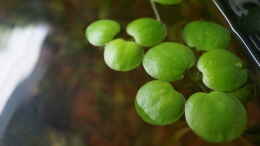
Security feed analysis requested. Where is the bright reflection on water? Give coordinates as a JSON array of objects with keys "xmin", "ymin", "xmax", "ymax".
[{"xmin": 0, "ymin": 24, "xmax": 49, "ymax": 135}]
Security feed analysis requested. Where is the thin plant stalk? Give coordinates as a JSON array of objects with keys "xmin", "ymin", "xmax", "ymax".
[{"xmin": 150, "ymin": 0, "xmax": 162, "ymax": 22}]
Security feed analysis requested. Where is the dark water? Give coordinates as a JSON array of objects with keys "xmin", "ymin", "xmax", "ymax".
[
  {"xmin": 0, "ymin": 0, "xmax": 259, "ymax": 146},
  {"xmin": 214, "ymin": 0, "xmax": 260, "ymax": 68}
]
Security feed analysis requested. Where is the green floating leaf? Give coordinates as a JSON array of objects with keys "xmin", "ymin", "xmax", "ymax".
[
  {"xmin": 183, "ymin": 21, "xmax": 231, "ymax": 51},
  {"xmin": 185, "ymin": 91, "xmax": 247, "ymax": 143},
  {"xmin": 143, "ymin": 42, "xmax": 196, "ymax": 82},
  {"xmin": 104, "ymin": 39, "xmax": 144, "ymax": 71},
  {"xmin": 197, "ymin": 49, "xmax": 248, "ymax": 92},
  {"xmin": 135, "ymin": 80, "xmax": 185, "ymax": 126},
  {"xmin": 86, "ymin": 19, "xmax": 121, "ymax": 46},
  {"xmin": 127, "ymin": 18, "xmax": 167, "ymax": 47}
]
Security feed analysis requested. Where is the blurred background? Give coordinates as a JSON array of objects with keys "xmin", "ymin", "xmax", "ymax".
[{"xmin": 0, "ymin": 0, "xmax": 259, "ymax": 146}]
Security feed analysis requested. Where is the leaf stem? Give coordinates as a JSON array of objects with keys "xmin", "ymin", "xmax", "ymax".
[{"xmin": 150, "ymin": 0, "xmax": 161, "ymax": 22}]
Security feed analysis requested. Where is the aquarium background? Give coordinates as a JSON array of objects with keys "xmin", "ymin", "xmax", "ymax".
[{"xmin": 0, "ymin": 0, "xmax": 259, "ymax": 146}]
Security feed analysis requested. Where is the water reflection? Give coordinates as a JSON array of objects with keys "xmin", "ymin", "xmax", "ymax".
[
  {"xmin": 229, "ymin": 0, "xmax": 260, "ymax": 16},
  {"xmin": 0, "ymin": 24, "xmax": 49, "ymax": 137}
]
